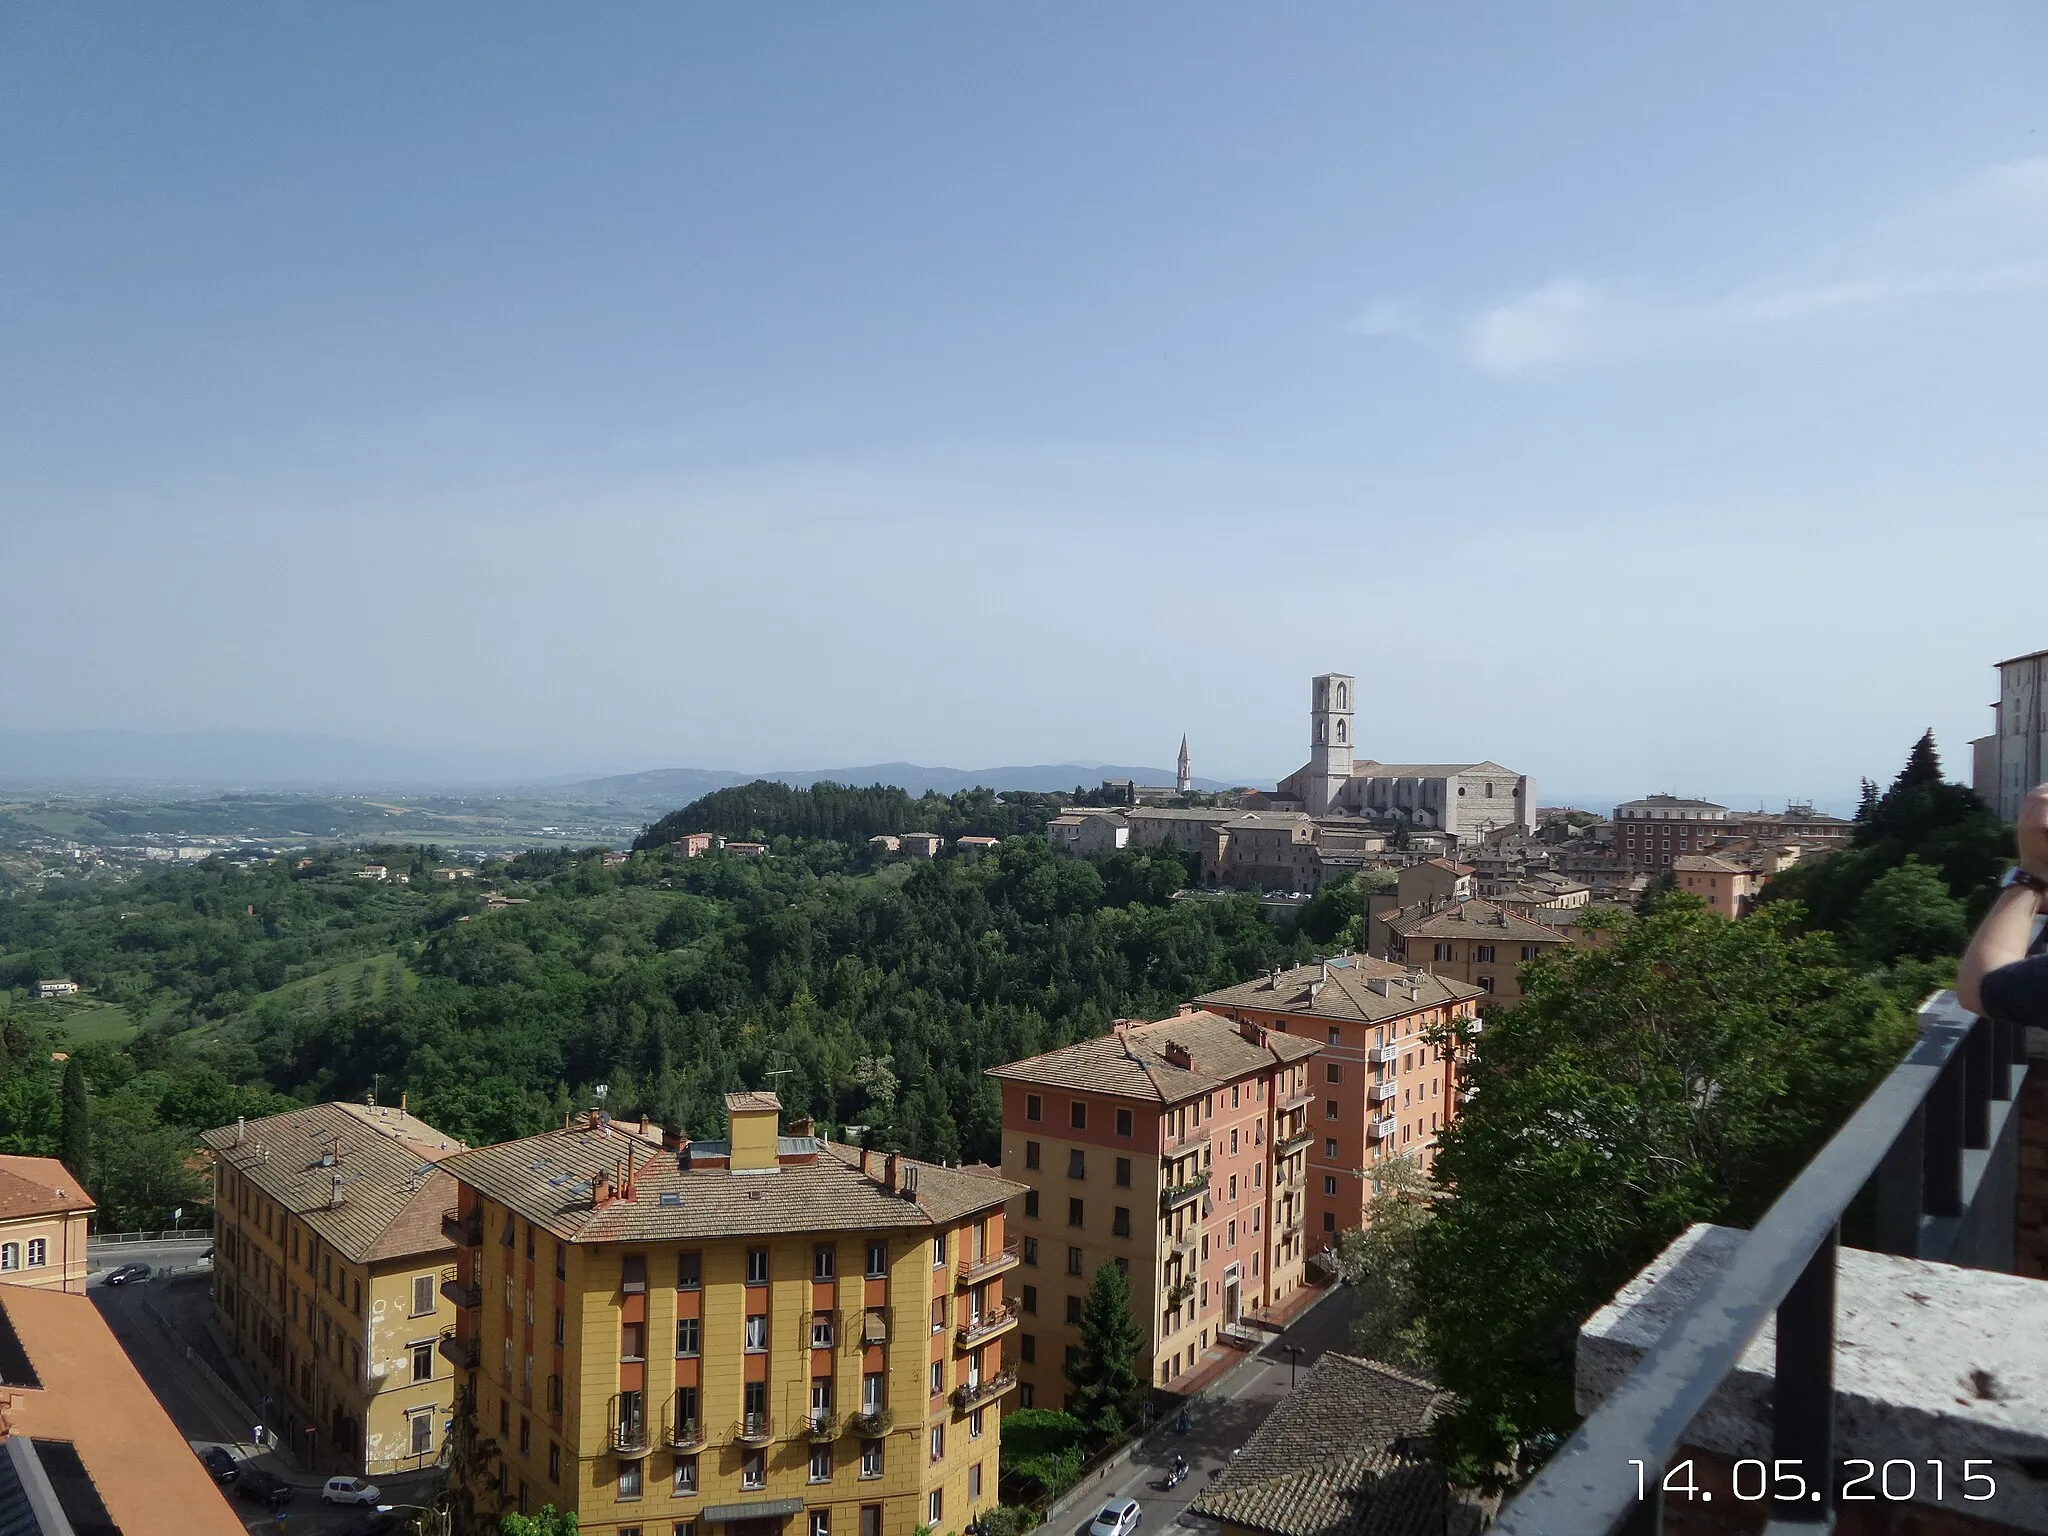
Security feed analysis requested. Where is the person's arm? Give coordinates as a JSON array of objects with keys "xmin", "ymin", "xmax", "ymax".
[{"xmin": 1956, "ymin": 782, "xmax": 2048, "ymax": 1016}]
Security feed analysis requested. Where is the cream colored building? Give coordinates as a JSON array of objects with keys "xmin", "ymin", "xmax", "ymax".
[
  {"xmin": 1673, "ymin": 854, "xmax": 1762, "ymax": 918},
  {"xmin": 203, "ymin": 1102, "xmax": 467, "ymax": 1476},
  {"xmin": 0, "ymin": 1156, "xmax": 94, "ymax": 1293}
]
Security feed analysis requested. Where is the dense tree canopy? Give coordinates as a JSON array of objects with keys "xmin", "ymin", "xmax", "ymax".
[{"xmin": 636, "ymin": 782, "xmax": 1067, "ymax": 850}]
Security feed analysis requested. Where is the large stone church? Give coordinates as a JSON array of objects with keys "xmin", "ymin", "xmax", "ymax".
[{"xmin": 1273, "ymin": 672, "xmax": 1534, "ymax": 841}]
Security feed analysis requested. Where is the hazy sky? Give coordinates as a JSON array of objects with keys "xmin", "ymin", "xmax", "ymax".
[{"xmin": 5, "ymin": 5, "xmax": 2047, "ymax": 807}]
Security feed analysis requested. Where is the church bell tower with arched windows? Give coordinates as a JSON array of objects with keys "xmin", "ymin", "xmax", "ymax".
[{"xmin": 1307, "ymin": 673, "xmax": 1355, "ymax": 815}]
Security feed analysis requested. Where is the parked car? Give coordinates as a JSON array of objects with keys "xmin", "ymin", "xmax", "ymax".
[
  {"xmin": 102, "ymin": 1263, "xmax": 151, "ymax": 1286},
  {"xmin": 1089, "ymin": 1498, "xmax": 1142, "ymax": 1536},
  {"xmin": 198, "ymin": 1445, "xmax": 238, "ymax": 1484},
  {"xmin": 234, "ymin": 1467, "xmax": 293, "ymax": 1507},
  {"xmin": 321, "ymin": 1475, "xmax": 381, "ymax": 1506}
]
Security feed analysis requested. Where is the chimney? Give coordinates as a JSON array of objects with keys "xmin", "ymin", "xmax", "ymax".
[
  {"xmin": 901, "ymin": 1164, "xmax": 920, "ymax": 1198},
  {"xmin": 624, "ymin": 1144, "xmax": 638, "ymax": 1201},
  {"xmin": 640, "ymin": 1114, "xmax": 651, "ymax": 1137},
  {"xmin": 400, "ymin": 1091, "xmax": 408, "ymax": 1113},
  {"xmin": 586, "ymin": 1108, "xmax": 602, "ymax": 1132},
  {"xmin": 235, "ymin": 1116, "xmax": 246, "ymax": 1146},
  {"xmin": 860, "ymin": 1147, "xmax": 872, "ymax": 1175},
  {"xmin": 564, "ymin": 1110, "xmax": 573, "ymax": 1131},
  {"xmin": 789, "ymin": 1116, "xmax": 815, "ymax": 1138},
  {"xmin": 1177, "ymin": 1002, "xmax": 1195, "ymax": 1017},
  {"xmin": 883, "ymin": 1153, "xmax": 899, "ymax": 1192},
  {"xmin": 593, "ymin": 1170, "xmax": 613, "ymax": 1208},
  {"xmin": 661, "ymin": 1125, "xmax": 682, "ymax": 1152},
  {"xmin": 1308, "ymin": 980, "xmax": 1325, "ymax": 1003}
]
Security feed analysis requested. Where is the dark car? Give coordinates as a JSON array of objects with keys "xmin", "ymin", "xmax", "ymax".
[
  {"xmin": 235, "ymin": 1467, "xmax": 294, "ymax": 1507},
  {"xmin": 102, "ymin": 1263, "xmax": 151, "ymax": 1286},
  {"xmin": 199, "ymin": 1445, "xmax": 239, "ymax": 1484}
]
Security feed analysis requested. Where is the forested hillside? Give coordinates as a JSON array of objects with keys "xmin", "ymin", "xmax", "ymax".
[
  {"xmin": 0, "ymin": 831, "xmax": 1299, "ymax": 1228},
  {"xmin": 636, "ymin": 780, "xmax": 1069, "ymax": 848}
]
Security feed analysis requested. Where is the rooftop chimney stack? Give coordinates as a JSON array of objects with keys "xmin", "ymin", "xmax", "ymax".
[
  {"xmin": 235, "ymin": 1116, "xmax": 246, "ymax": 1146},
  {"xmin": 883, "ymin": 1153, "xmax": 899, "ymax": 1193},
  {"xmin": 593, "ymin": 1170, "xmax": 613, "ymax": 1208}
]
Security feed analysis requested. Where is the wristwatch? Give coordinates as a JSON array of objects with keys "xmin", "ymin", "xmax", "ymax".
[{"xmin": 2001, "ymin": 866, "xmax": 2048, "ymax": 897}]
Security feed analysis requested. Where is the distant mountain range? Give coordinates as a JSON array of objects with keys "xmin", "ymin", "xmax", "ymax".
[{"xmin": 0, "ymin": 729, "xmax": 1255, "ymax": 799}]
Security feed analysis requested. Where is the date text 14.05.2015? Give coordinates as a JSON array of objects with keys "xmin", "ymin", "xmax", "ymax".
[{"xmin": 1632, "ymin": 1458, "xmax": 1997, "ymax": 1506}]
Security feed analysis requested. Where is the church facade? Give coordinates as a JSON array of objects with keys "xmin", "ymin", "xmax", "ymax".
[{"xmin": 1274, "ymin": 672, "xmax": 1535, "ymax": 842}]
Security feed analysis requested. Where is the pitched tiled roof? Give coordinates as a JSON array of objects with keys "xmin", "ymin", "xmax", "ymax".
[
  {"xmin": 986, "ymin": 1010, "xmax": 1320, "ymax": 1101},
  {"xmin": 1196, "ymin": 958, "xmax": 1482, "ymax": 1025},
  {"xmin": 0, "ymin": 1158, "xmax": 92, "ymax": 1221},
  {"xmin": 1351, "ymin": 760, "xmax": 1517, "ymax": 779},
  {"xmin": 1673, "ymin": 855, "xmax": 1748, "ymax": 874},
  {"xmin": 726, "ymin": 1091, "xmax": 783, "ymax": 1114},
  {"xmin": 1383, "ymin": 899, "xmax": 1569, "ymax": 943},
  {"xmin": 198, "ymin": 1103, "xmax": 465, "ymax": 1267},
  {"xmin": 1188, "ymin": 1354, "xmax": 1452, "ymax": 1536},
  {"xmin": 440, "ymin": 1134, "xmax": 1024, "ymax": 1245}
]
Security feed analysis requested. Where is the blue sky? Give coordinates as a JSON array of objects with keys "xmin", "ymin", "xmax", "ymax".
[{"xmin": 4, "ymin": 4, "xmax": 2046, "ymax": 807}]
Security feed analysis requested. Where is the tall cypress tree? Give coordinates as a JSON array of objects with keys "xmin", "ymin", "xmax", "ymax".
[
  {"xmin": 1066, "ymin": 1261, "xmax": 1147, "ymax": 1442},
  {"xmin": 59, "ymin": 1056, "xmax": 90, "ymax": 1182}
]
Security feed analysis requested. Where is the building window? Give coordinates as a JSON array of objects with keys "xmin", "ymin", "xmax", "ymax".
[
  {"xmin": 746, "ymin": 1249, "xmax": 769, "ymax": 1285},
  {"xmin": 1024, "ymin": 1190, "xmax": 1040, "ymax": 1219},
  {"xmin": 1067, "ymin": 1199, "xmax": 1084, "ymax": 1228},
  {"xmin": 866, "ymin": 1241, "xmax": 887, "ymax": 1277},
  {"xmin": 1021, "ymin": 1285, "xmax": 1037, "ymax": 1313},
  {"xmin": 1324, "ymin": 1176, "xmax": 1338, "ymax": 1196},
  {"xmin": 1070, "ymin": 1101, "xmax": 1087, "ymax": 1130},
  {"xmin": 411, "ymin": 1340, "xmax": 434, "ymax": 1382},
  {"xmin": 810, "ymin": 1445, "xmax": 833, "ymax": 1483},
  {"xmin": 970, "ymin": 1408, "xmax": 985, "ymax": 1440},
  {"xmin": 930, "ymin": 1424, "xmax": 945, "ymax": 1461},
  {"xmin": 676, "ymin": 1316, "xmax": 700, "ymax": 1356},
  {"xmin": 934, "ymin": 1232, "xmax": 948, "ymax": 1266},
  {"xmin": 677, "ymin": 1251, "xmax": 702, "ymax": 1288},
  {"xmin": 410, "ymin": 1410, "xmax": 433, "ymax": 1456},
  {"xmin": 1022, "ymin": 1236, "xmax": 1039, "ymax": 1266},
  {"xmin": 931, "ymin": 1296, "xmax": 948, "ymax": 1333},
  {"xmin": 549, "ymin": 1443, "xmax": 561, "ymax": 1482},
  {"xmin": 24, "ymin": 1240, "xmax": 45, "ymax": 1269},
  {"xmin": 1325, "ymin": 1138, "xmax": 1338, "ymax": 1158},
  {"xmin": 930, "ymin": 1360, "xmax": 944, "ymax": 1396},
  {"xmin": 1479, "ymin": 977, "xmax": 1495, "ymax": 993},
  {"xmin": 1116, "ymin": 1108, "xmax": 1133, "ymax": 1137},
  {"xmin": 1476, "ymin": 945, "xmax": 1496, "ymax": 964},
  {"xmin": 863, "ymin": 1372, "xmax": 886, "ymax": 1412},
  {"xmin": 1024, "ymin": 1141, "xmax": 1040, "ymax": 1170},
  {"xmin": 1026, "ymin": 1094, "xmax": 1042, "ymax": 1121},
  {"xmin": 861, "ymin": 1441, "xmax": 884, "ymax": 1478},
  {"xmin": 741, "ymin": 1451, "xmax": 766, "ymax": 1489},
  {"xmin": 1115, "ymin": 1157, "xmax": 1131, "ymax": 1187},
  {"xmin": 1066, "ymin": 1246, "xmax": 1083, "ymax": 1276},
  {"xmin": 619, "ymin": 1461, "xmax": 644, "ymax": 1500},
  {"xmin": 674, "ymin": 1455, "xmax": 698, "ymax": 1494},
  {"xmin": 621, "ymin": 1322, "xmax": 646, "ymax": 1362},
  {"xmin": 1433, "ymin": 943, "xmax": 1452, "ymax": 962},
  {"xmin": 1065, "ymin": 1295, "xmax": 1083, "ymax": 1324},
  {"xmin": 812, "ymin": 1514, "xmax": 831, "ymax": 1536},
  {"xmin": 929, "ymin": 1491, "xmax": 944, "ymax": 1525},
  {"xmin": 7, "ymin": 1241, "xmax": 26, "ymax": 1270},
  {"xmin": 1323, "ymin": 1212, "xmax": 1336, "ymax": 1232},
  {"xmin": 745, "ymin": 1315, "xmax": 769, "ymax": 1352},
  {"xmin": 814, "ymin": 1245, "xmax": 836, "ymax": 1280},
  {"xmin": 1066, "ymin": 1149, "xmax": 1086, "ymax": 1179},
  {"xmin": 812, "ymin": 1312, "xmax": 835, "ymax": 1348},
  {"xmin": 1325, "ymin": 1101, "xmax": 1339, "ymax": 1120},
  {"xmin": 970, "ymin": 1462, "xmax": 984, "ymax": 1499},
  {"xmin": 1021, "ymin": 1333, "xmax": 1036, "ymax": 1363},
  {"xmin": 1112, "ymin": 1207, "xmax": 1131, "ymax": 1238}
]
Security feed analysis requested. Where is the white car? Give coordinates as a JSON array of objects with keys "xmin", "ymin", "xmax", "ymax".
[
  {"xmin": 321, "ymin": 1476, "xmax": 382, "ymax": 1506},
  {"xmin": 1089, "ymin": 1498, "xmax": 1142, "ymax": 1536}
]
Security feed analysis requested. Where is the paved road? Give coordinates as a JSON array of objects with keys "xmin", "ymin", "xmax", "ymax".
[{"xmin": 1061, "ymin": 1286, "xmax": 1360, "ymax": 1536}]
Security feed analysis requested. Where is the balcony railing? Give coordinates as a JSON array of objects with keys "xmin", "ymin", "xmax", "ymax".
[
  {"xmin": 441, "ymin": 1206, "xmax": 482, "ymax": 1247},
  {"xmin": 609, "ymin": 1395, "xmax": 651, "ymax": 1457},
  {"xmin": 950, "ymin": 1370, "xmax": 1018, "ymax": 1411},
  {"xmin": 666, "ymin": 1405, "xmax": 705, "ymax": 1451},
  {"xmin": 1160, "ymin": 1170, "xmax": 1211, "ymax": 1214},
  {"xmin": 731, "ymin": 1413, "xmax": 776, "ymax": 1445},
  {"xmin": 1279, "ymin": 1086, "xmax": 1316, "ymax": 1113},
  {"xmin": 805, "ymin": 1410, "xmax": 840, "ymax": 1441},
  {"xmin": 1369, "ymin": 1080, "xmax": 1398, "ymax": 1104},
  {"xmin": 437, "ymin": 1332, "xmax": 478, "ymax": 1370},
  {"xmin": 955, "ymin": 1303, "xmax": 1018, "ymax": 1350},
  {"xmin": 1275, "ymin": 1124, "xmax": 1313, "ymax": 1154},
  {"xmin": 1370, "ymin": 1044, "xmax": 1399, "ymax": 1065},
  {"xmin": 1169, "ymin": 1229, "xmax": 1198, "ymax": 1262},
  {"xmin": 955, "ymin": 1240, "xmax": 1022, "ymax": 1288},
  {"xmin": 1494, "ymin": 992, "xmax": 2026, "ymax": 1536},
  {"xmin": 848, "ymin": 1408, "xmax": 892, "ymax": 1438},
  {"xmin": 1368, "ymin": 1114, "xmax": 1397, "ymax": 1141},
  {"xmin": 440, "ymin": 1265, "xmax": 480, "ymax": 1310}
]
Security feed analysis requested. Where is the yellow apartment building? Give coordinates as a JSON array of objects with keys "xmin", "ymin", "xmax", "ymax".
[
  {"xmin": 1369, "ymin": 897, "xmax": 1574, "ymax": 1008},
  {"xmin": 437, "ymin": 1093, "xmax": 1025, "ymax": 1536},
  {"xmin": 987, "ymin": 1011, "xmax": 1322, "ymax": 1401},
  {"xmin": 0, "ymin": 1156, "xmax": 94, "ymax": 1293},
  {"xmin": 201, "ymin": 1101, "xmax": 467, "ymax": 1475}
]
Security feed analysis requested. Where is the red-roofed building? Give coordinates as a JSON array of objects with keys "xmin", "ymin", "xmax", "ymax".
[{"xmin": 0, "ymin": 1158, "xmax": 93, "ymax": 1294}]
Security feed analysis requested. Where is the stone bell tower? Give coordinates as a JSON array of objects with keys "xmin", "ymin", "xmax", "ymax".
[{"xmin": 1307, "ymin": 673, "xmax": 1355, "ymax": 815}]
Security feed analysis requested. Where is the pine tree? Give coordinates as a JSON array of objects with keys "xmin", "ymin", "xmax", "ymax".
[
  {"xmin": 1895, "ymin": 729, "xmax": 1944, "ymax": 790},
  {"xmin": 1066, "ymin": 1261, "xmax": 1146, "ymax": 1442},
  {"xmin": 59, "ymin": 1056, "xmax": 90, "ymax": 1183}
]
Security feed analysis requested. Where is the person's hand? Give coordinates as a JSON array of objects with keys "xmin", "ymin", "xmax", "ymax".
[{"xmin": 2020, "ymin": 782, "xmax": 2048, "ymax": 880}]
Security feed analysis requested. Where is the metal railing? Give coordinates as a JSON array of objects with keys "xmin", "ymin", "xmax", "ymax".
[
  {"xmin": 1275, "ymin": 1124, "xmax": 1313, "ymax": 1153},
  {"xmin": 956, "ymin": 1239, "xmax": 1022, "ymax": 1287},
  {"xmin": 437, "ymin": 1332, "xmax": 478, "ymax": 1371},
  {"xmin": 439, "ymin": 1264, "xmax": 480, "ymax": 1310},
  {"xmin": 1495, "ymin": 992, "xmax": 2026, "ymax": 1535},
  {"xmin": 950, "ymin": 1369, "xmax": 1018, "ymax": 1410},
  {"xmin": 1280, "ymin": 1086, "xmax": 1316, "ymax": 1113},
  {"xmin": 955, "ymin": 1303, "xmax": 1018, "ymax": 1349},
  {"xmin": 1160, "ymin": 1170, "xmax": 1211, "ymax": 1214},
  {"xmin": 847, "ymin": 1408, "xmax": 892, "ymax": 1438},
  {"xmin": 731, "ymin": 1412, "xmax": 776, "ymax": 1444},
  {"xmin": 806, "ymin": 1409, "xmax": 840, "ymax": 1441},
  {"xmin": 609, "ymin": 1394, "xmax": 651, "ymax": 1455},
  {"xmin": 441, "ymin": 1206, "xmax": 481, "ymax": 1247}
]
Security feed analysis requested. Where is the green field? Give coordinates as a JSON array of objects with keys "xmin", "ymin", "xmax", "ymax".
[
  {"xmin": 18, "ymin": 996, "xmax": 138, "ymax": 1047},
  {"xmin": 253, "ymin": 953, "xmax": 417, "ymax": 1024}
]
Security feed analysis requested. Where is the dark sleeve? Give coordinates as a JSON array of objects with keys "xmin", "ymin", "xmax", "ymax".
[{"xmin": 1979, "ymin": 953, "xmax": 2048, "ymax": 1029}]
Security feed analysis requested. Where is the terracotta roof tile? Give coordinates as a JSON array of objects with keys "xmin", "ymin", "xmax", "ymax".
[
  {"xmin": 1383, "ymin": 899, "xmax": 1570, "ymax": 943},
  {"xmin": 0, "ymin": 1158, "xmax": 92, "ymax": 1221},
  {"xmin": 986, "ymin": 1010, "xmax": 1320, "ymax": 1101},
  {"xmin": 1197, "ymin": 959, "xmax": 1482, "ymax": 1025}
]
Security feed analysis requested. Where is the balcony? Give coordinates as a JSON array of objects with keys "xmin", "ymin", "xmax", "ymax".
[
  {"xmin": 1169, "ymin": 1229, "xmax": 1199, "ymax": 1262},
  {"xmin": 1160, "ymin": 1170, "xmax": 1211, "ymax": 1215},
  {"xmin": 847, "ymin": 1408, "xmax": 892, "ymax": 1438},
  {"xmin": 608, "ymin": 1395, "xmax": 651, "ymax": 1457},
  {"xmin": 955, "ymin": 1303, "xmax": 1018, "ymax": 1350},
  {"xmin": 1494, "ymin": 992, "xmax": 2036, "ymax": 1536},
  {"xmin": 1275, "ymin": 1124, "xmax": 1313, "ymax": 1155},
  {"xmin": 437, "ymin": 1331, "xmax": 478, "ymax": 1370},
  {"xmin": 439, "ymin": 1265, "xmax": 480, "ymax": 1310},
  {"xmin": 805, "ymin": 1410, "xmax": 839, "ymax": 1441},
  {"xmin": 666, "ymin": 1405, "xmax": 705, "ymax": 1451},
  {"xmin": 1280, "ymin": 1086, "xmax": 1315, "ymax": 1114},
  {"xmin": 1370, "ymin": 1080, "xmax": 1398, "ymax": 1104},
  {"xmin": 955, "ymin": 1240, "xmax": 1021, "ymax": 1288},
  {"xmin": 950, "ymin": 1370, "xmax": 1018, "ymax": 1411},
  {"xmin": 441, "ymin": 1206, "xmax": 482, "ymax": 1247},
  {"xmin": 731, "ymin": 1413, "xmax": 776, "ymax": 1446},
  {"xmin": 1368, "ymin": 1114, "xmax": 1397, "ymax": 1141},
  {"xmin": 1370, "ymin": 1044, "xmax": 1399, "ymax": 1065}
]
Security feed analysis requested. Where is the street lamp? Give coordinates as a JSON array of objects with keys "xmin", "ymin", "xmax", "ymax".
[
  {"xmin": 1283, "ymin": 1343, "xmax": 1303, "ymax": 1387},
  {"xmin": 375, "ymin": 1504, "xmax": 452, "ymax": 1536}
]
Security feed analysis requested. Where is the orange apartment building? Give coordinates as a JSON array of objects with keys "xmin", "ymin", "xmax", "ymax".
[
  {"xmin": 1673, "ymin": 854, "xmax": 1762, "ymax": 917},
  {"xmin": 987, "ymin": 1011, "xmax": 1322, "ymax": 1398},
  {"xmin": 0, "ymin": 1157, "xmax": 93, "ymax": 1293},
  {"xmin": 1195, "ymin": 957, "xmax": 1482, "ymax": 1247},
  {"xmin": 1368, "ymin": 897, "xmax": 1574, "ymax": 1008},
  {"xmin": 436, "ymin": 1094, "xmax": 1024, "ymax": 1536}
]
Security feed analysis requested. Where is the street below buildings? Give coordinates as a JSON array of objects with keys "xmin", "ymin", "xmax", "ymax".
[{"xmin": 1056, "ymin": 1283, "xmax": 1359, "ymax": 1536}]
